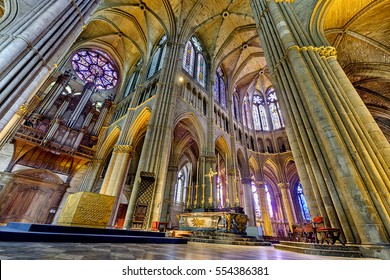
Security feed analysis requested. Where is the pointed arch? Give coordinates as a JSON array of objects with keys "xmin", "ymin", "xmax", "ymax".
[
  {"xmin": 173, "ymin": 112, "xmax": 206, "ymax": 153},
  {"xmin": 215, "ymin": 135, "xmax": 230, "ymax": 158},
  {"xmin": 126, "ymin": 107, "xmax": 151, "ymax": 145},
  {"xmin": 96, "ymin": 125, "xmax": 121, "ymax": 160},
  {"xmin": 263, "ymin": 159, "xmax": 280, "ymax": 189},
  {"xmin": 248, "ymin": 156, "xmax": 260, "ymax": 180}
]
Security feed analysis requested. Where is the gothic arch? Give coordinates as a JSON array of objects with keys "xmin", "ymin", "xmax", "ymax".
[
  {"xmin": 248, "ymin": 155, "xmax": 260, "ymax": 181},
  {"xmin": 126, "ymin": 107, "xmax": 151, "ymax": 145},
  {"xmin": 284, "ymin": 157, "xmax": 299, "ymax": 188},
  {"xmin": 174, "ymin": 112, "xmax": 205, "ymax": 149},
  {"xmin": 96, "ymin": 125, "xmax": 121, "ymax": 160},
  {"xmin": 263, "ymin": 159, "xmax": 280, "ymax": 192},
  {"xmin": 215, "ymin": 135, "xmax": 230, "ymax": 158}
]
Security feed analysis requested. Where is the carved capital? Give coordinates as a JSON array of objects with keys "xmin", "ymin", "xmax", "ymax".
[
  {"xmin": 278, "ymin": 182, "xmax": 289, "ymax": 190},
  {"xmin": 113, "ymin": 145, "xmax": 133, "ymax": 154}
]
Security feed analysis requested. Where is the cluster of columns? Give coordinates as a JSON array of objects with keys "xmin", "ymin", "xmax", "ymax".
[{"xmin": 250, "ymin": 0, "xmax": 390, "ymax": 244}]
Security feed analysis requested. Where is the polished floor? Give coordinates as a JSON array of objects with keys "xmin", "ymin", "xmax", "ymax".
[{"xmin": 0, "ymin": 241, "xmax": 366, "ymax": 260}]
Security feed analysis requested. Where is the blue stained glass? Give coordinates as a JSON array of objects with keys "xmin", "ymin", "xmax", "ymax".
[
  {"xmin": 220, "ymin": 79, "xmax": 226, "ymax": 108},
  {"xmin": 197, "ymin": 54, "xmax": 205, "ymax": 86},
  {"xmin": 71, "ymin": 49, "xmax": 118, "ymax": 90},
  {"xmin": 265, "ymin": 185, "xmax": 273, "ymax": 218},
  {"xmin": 213, "ymin": 74, "xmax": 219, "ymax": 100},
  {"xmin": 297, "ymin": 183, "xmax": 311, "ymax": 221}
]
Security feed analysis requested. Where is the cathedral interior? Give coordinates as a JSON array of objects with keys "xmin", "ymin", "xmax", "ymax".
[{"xmin": 0, "ymin": 0, "xmax": 389, "ymax": 260}]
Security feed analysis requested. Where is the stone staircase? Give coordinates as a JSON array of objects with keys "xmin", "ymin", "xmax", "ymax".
[
  {"xmin": 274, "ymin": 241, "xmax": 363, "ymax": 258},
  {"xmin": 188, "ymin": 231, "xmax": 272, "ymax": 246}
]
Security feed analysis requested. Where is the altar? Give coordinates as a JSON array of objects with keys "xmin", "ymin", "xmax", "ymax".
[{"xmin": 177, "ymin": 211, "xmax": 248, "ymax": 234}]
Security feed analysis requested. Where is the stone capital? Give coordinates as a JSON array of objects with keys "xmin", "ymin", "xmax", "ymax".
[
  {"xmin": 278, "ymin": 182, "xmax": 289, "ymax": 189},
  {"xmin": 113, "ymin": 145, "xmax": 133, "ymax": 154}
]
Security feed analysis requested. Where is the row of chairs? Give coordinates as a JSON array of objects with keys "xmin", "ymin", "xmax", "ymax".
[{"xmin": 292, "ymin": 216, "xmax": 345, "ymax": 245}]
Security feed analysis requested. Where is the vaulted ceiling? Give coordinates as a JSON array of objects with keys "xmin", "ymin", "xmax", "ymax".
[{"xmin": 73, "ymin": 0, "xmax": 269, "ymax": 97}]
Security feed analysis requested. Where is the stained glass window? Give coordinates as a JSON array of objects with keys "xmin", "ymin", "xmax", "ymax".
[
  {"xmin": 71, "ymin": 49, "xmax": 118, "ymax": 90},
  {"xmin": 213, "ymin": 67, "xmax": 227, "ymax": 108},
  {"xmin": 213, "ymin": 74, "xmax": 219, "ymax": 100},
  {"xmin": 266, "ymin": 89, "xmax": 284, "ymax": 130},
  {"xmin": 182, "ymin": 36, "xmax": 206, "ymax": 88},
  {"xmin": 252, "ymin": 93, "xmax": 269, "ymax": 131},
  {"xmin": 265, "ymin": 185, "xmax": 274, "ymax": 218},
  {"xmin": 182, "ymin": 41, "xmax": 195, "ymax": 76},
  {"xmin": 297, "ymin": 183, "xmax": 311, "ymax": 221},
  {"xmin": 242, "ymin": 95, "xmax": 252, "ymax": 129},
  {"xmin": 147, "ymin": 35, "xmax": 167, "ymax": 78},
  {"xmin": 233, "ymin": 93, "xmax": 239, "ymax": 119},
  {"xmin": 251, "ymin": 182, "xmax": 261, "ymax": 217},
  {"xmin": 253, "ymin": 104, "xmax": 261, "ymax": 130},
  {"xmin": 197, "ymin": 53, "xmax": 206, "ymax": 86}
]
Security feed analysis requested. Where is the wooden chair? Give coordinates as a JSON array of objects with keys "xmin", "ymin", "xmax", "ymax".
[{"xmin": 312, "ymin": 216, "xmax": 344, "ymax": 245}]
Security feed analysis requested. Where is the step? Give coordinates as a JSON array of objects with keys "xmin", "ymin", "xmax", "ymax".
[
  {"xmin": 3, "ymin": 222, "xmax": 164, "ymax": 237},
  {"xmin": 189, "ymin": 238, "xmax": 272, "ymax": 246},
  {"xmin": 0, "ymin": 222, "xmax": 187, "ymax": 244},
  {"xmin": 278, "ymin": 241, "xmax": 361, "ymax": 252},
  {"xmin": 274, "ymin": 243, "xmax": 363, "ymax": 258}
]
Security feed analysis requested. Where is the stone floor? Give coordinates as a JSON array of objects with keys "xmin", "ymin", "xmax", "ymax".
[{"xmin": 0, "ymin": 241, "xmax": 368, "ymax": 260}]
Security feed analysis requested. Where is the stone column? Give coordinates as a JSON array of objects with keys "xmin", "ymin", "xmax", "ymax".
[
  {"xmin": 99, "ymin": 145, "xmax": 132, "ymax": 197},
  {"xmin": 123, "ymin": 38, "xmax": 185, "ymax": 229},
  {"xmin": 250, "ymin": 0, "xmax": 390, "ymax": 244},
  {"xmin": 278, "ymin": 183, "xmax": 295, "ymax": 231},
  {"xmin": 164, "ymin": 165, "xmax": 178, "ymax": 227},
  {"xmin": 256, "ymin": 182, "xmax": 273, "ymax": 236},
  {"xmin": 78, "ymin": 159, "xmax": 103, "ymax": 192},
  {"xmin": 242, "ymin": 177, "xmax": 256, "ymax": 226}
]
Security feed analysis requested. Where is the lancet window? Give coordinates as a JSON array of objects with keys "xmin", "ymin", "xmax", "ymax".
[
  {"xmin": 182, "ymin": 36, "xmax": 207, "ymax": 88},
  {"xmin": 242, "ymin": 95, "xmax": 252, "ymax": 129},
  {"xmin": 213, "ymin": 67, "xmax": 227, "ymax": 108},
  {"xmin": 266, "ymin": 88, "xmax": 284, "ymax": 130},
  {"xmin": 147, "ymin": 35, "xmax": 167, "ymax": 79},
  {"xmin": 296, "ymin": 182, "xmax": 311, "ymax": 221},
  {"xmin": 252, "ymin": 92, "xmax": 269, "ymax": 131}
]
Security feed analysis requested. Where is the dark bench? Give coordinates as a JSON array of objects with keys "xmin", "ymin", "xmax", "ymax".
[
  {"xmin": 292, "ymin": 223, "xmax": 315, "ymax": 243},
  {"xmin": 312, "ymin": 216, "xmax": 345, "ymax": 245}
]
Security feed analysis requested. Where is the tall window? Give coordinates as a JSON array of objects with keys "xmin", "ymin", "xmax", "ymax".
[
  {"xmin": 213, "ymin": 67, "xmax": 227, "ymax": 108},
  {"xmin": 232, "ymin": 93, "xmax": 239, "ymax": 120},
  {"xmin": 242, "ymin": 95, "xmax": 252, "ymax": 129},
  {"xmin": 266, "ymin": 88, "xmax": 284, "ymax": 130},
  {"xmin": 124, "ymin": 59, "xmax": 142, "ymax": 98},
  {"xmin": 182, "ymin": 36, "xmax": 207, "ymax": 87},
  {"xmin": 147, "ymin": 35, "xmax": 167, "ymax": 79},
  {"xmin": 174, "ymin": 167, "xmax": 188, "ymax": 204},
  {"xmin": 71, "ymin": 49, "xmax": 118, "ymax": 90},
  {"xmin": 265, "ymin": 185, "xmax": 274, "ymax": 218},
  {"xmin": 252, "ymin": 93, "xmax": 269, "ymax": 131},
  {"xmin": 251, "ymin": 182, "xmax": 261, "ymax": 217},
  {"xmin": 297, "ymin": 183, "xmax": 311, "ymax": 221}
]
